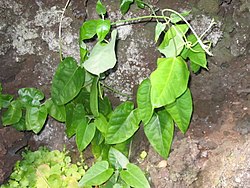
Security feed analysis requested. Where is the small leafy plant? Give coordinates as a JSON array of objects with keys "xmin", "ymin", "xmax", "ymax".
[
  {"xmin": 0, "ymin": 0, "xmax": 214, "ymax": 187},
  {"xmin": 1, "ymin": 147, "xmax": 85, "ymax": 188}
]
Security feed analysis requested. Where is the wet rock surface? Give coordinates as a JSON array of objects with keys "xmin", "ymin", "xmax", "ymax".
[{"xmin": 0, "ymin": 0, "xmax": 250, "ymax": 187}]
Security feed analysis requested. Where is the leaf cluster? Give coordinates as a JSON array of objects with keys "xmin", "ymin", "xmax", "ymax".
[{"xmin": 0, "ymin": 0, "xmax": 213, "ymax": 187}]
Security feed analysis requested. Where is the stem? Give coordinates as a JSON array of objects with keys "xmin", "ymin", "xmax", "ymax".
[
  {"xmin": 128, "ymin": 139, "xmax": 133, "ymax": 160},
  {"xmin": 100, "ymin": 82, "xmax": 132, "ymax": 98},
  {"xmin": 142, "ymin": 1, "xmax": 159, "ymax": 23},
  {"xmin": 59, "ymin": 0, "xmax": 71, "ymax": 61},
  {"xmin": 111, "ymin": 15, "xmax": 166, "ymax": 26},
  {"xmin": 192, "ymin": 18, "xmax": 216, "ymax": 47},
  {"xmin": 162, "ymin": 9, "xmax": 213, "ymax": 56},
  {"xmin": 112, "ymin": 8, "xmax": 213, "ymax": 56}
]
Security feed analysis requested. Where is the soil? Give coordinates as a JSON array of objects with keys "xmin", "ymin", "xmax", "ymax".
[{"xmin": 0, "ymin": 0, "xmax": 249, "ymax": 187}]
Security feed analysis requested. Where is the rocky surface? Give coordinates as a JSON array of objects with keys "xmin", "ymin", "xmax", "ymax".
[
  {"xmin": 0, "ymin": 127, "xmax": 29, "ymax": 183},
  {"xmin": 0, "ymin": 0, "xmax": 250, "ymax": 187}
]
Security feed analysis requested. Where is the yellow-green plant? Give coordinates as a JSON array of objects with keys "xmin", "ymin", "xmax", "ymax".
[{"xmin": 1, "ymin": 147, "xmax": 85, "ymax": 188}]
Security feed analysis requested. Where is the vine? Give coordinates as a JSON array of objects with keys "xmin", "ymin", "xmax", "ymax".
[{"xmin": 0, "ymin": 0, "xmax": 214, "ymax": 187}]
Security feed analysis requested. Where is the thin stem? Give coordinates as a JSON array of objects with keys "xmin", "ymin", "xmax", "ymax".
[
  {"xmin": 100, "ymin": 82, "xmax": 132, "ymax": 98},
  {"xmin": 192, "ymin": 19, "xmax": 216, "ymax": 47},
  {"xmin": 142, "ymin": 1, "xmax": 159, "ymax": 23},
  {"xmin": 111, "ymin": 15, "xmax": 166, "ymax": 26},
  {"xmin": 59, "ymin": 0, "xmax": 71, "ymax": 61},
  {"xmin": 98, "ymin": 80, "xmax": 104, "ymax": 100},
  {"xmin": 128, "ymin": 139, "xmax": 133, "ymax": 160},
  {"xmin": 162, "ymin": 9, "xmax": 213, "ymax": 56}
]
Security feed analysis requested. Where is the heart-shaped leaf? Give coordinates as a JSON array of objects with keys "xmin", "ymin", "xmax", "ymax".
[
  {"xmin": 120, "ymin": 0, "xmax": 133, "ymax": 14},
  {"xmin": 165, "ymin": 88, "xmax": 193, "ymax": 134},
  {"xmin": 150, "ymin": 57, "xmax": 190, "ymax": 108},
  {"xmin": 65, "ymin": 103, "xmax": 86, "ymax": 138},
  {"xmin": 105, "ymin": 102, "xmax": 140, "ymax": 144},
  {"xmin": 96, "ymin": 20, "xmax": 110, "ymax": 41},
  {"xmin": 96, "ymin": 0, "xmax": 107, "ymax": 15},
  {"xmin": 78, "ymin": 161, "xmax": 114, "ymax": 187},
  {"xmin": 108, "ymin": 147, "xmax": 129, "ymax": 170},
  {"xmin": 158, "ymin": 24, "xmax": 189, "ymax": 58},
  {"xmin": 144, "ymin": 109, "xmax": 174, "ymax": 159},
  {"xmin": 52, "ymin": 57, "xmax": 85, "ymax": 105},
  {"xmin": 76, "ymin": 122, "xmax": 96, "ymax": 151},
  {"xmin": 80, "ymin": 20, "xmax": 99, "ymax": 41},
  {"xmin": 120, "ymin": 163, "xmax": 150, "ymax": 188},
  {"xmin": 18, "ymin": 88, "xmax": 44, "ymax": 107},
  {"xmin": 155, "ymin": 22, "xmax": 166, "ymax": 43},
  {"xmin": 45, "ymin": 99, "xmax": 66, "ymax": 122},
  {"xmin": 2, "ymin": 101, "xmax": 22, "ymax": 125},
  {"xmin": 84, "ymin": 30, "xmax": 117, "ymax": 76},
  {"xmin": 26, "ymin": 105, "xmax": 47, "ymax": 134}
]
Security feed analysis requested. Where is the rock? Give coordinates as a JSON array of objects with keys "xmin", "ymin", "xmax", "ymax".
[
  {"xmin": 0, "ymin": 127, "xmax": 28, "ymax": 184},
  {"xmin": 233, "ymin": 114, "xmax": 250, "ymax": 135},
  {"xmin": 197, "ymin": 0, "xmax": 220, "ymax": 14}
]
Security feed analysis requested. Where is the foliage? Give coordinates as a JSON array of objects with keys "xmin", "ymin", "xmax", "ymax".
[
  {"xmin": 0, "ymin": 147, "xmax": 85, "ymax": 188},
  {"xmin": 0, "ymin": 0, "xmax": 214, "ymax": 187}
]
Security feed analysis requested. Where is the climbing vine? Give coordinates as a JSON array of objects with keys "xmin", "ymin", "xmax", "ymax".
[{"xmin": 0, "ymin": 0, "xmax": 214, "ymax": 187}]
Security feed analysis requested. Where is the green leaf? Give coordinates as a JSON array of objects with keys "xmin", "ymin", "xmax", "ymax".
[
  {"xmin": 113, "ymin": 139, "xmax": 131, "ymax": 157},
  {"xmin": 150, "ymin": 57, "xmax": 190, "ymax": 108},
  {"xmin": 185, "ymin": 34, "xmax": 207, "ymax": 69},
  {"xmin": 78, "ymin": 161, "xmax": 114, "ymax": 187},
  {"xmin": 0, "ymin": 94, "xmax": 13, "ymax": 109},
  {"xmin": 25, "ymin": 105, "xmax": 47, "ymax": 134},
  {"xmin": 120, "ymin": 0, "xmax": 134, "ymax": 14},
  {"xmin": 92, "ymin": 129, "xmax": 105, "ymax": 146},
  {"xmin": 137, "ymin": 79, "xmax": 153, "ymax": 124},
  {"xmin": 144, "ymin": 109, "xmax": 174, "ymax": 159},
  {"xmin": 2, "ymin": 101, "xmax": 22, "ymax": 125},
  {"xmin": 36, "ymin": 164, "xmax": 51, "ymax": 188},
  {"xmin": 45, "ymin": 99, "xmax": 66, "ymax": 122},
  {"xmin": 108, "ymin": 147, "xmax": 129, "ymax": 170},
  {"xmin": 80, "ymin": 44, "xmax": 88, "ymax": 64},
  {"xmin": 190, "ymin": 61, "xmax": 201, "ymax": 73},
  {"xmin": 12, "ymin": 116, "xmax": 26, "ymax": 131},
  {"xmin": 80, "ymin": 20, "xmax": 99, "ymax": 41},
  {"xmin": 106, "ymin": 102, "xmax": 140, "ymax": 144},
  {"xmin": 47, "ymin": 174, "xmax": 63, "ymax": 188},
  {"xmin": 93, "ymin": 113, "xmax": 108, "ymax": 136},
  {"xmin": 120, "ymin": 163, "xmax": 150, "ymax": 188},
  {"xmin": 135, "ymin": 0, "xmax": 145, "ymax": 8},
  {"xmin": 96, "ymin": 0, "xmax": 107, "ymax": 15},
  {"xmin": 158, "ymin": 24, "xmax": 189, "ymax": 58},
  {"xmin": 155, "ymin": 22, "xmax": 166, "ymax": 43},
  {"xmin": 65, "ymin": 103, "xmax": 86, "ymax": 138},
  {"xmin": 65, "ymin": 103, "xmax": 75, "ymax": 137},
  {"xmin": 170, "ymin": 10, "xmax": 191, "ymax": 23},
  {"xmin": 96, "ymin": 20, "xmax": 111, "ymax": 42},
  {"xmin": 72, "ymin": 89, "xmax": 91, "ymax": 114},
  {"xmin": 180, "ymin": 45, "xmax": 189, "ymax": 60},
  {"xmin": 165, "ymin": 88, "xmax": 192, "ymax": 134},
  {"xmin": 90, "ymin": 76, "xmax": 99, "ymax": 117},
  {"xmin": 51, "ymin": 57, "xmax": 85, "ymax": 105},
  {"xmin": 99, "ymin": 96, "xmax": 112, "ymax": 116},
  {"xmin": 83, "ymin": 30, "xmax": 117, "ymax": 76},
  {"xmin": 18, "ymin": 88, "xmax": 44, "ymax": 107},
  {"xmin": 76, "ymin": 122, "xmax": 96, "ymax": 151},
  {"xmin": 91, "ymin": 140, "xmax": 110, "ymax": 160}
]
